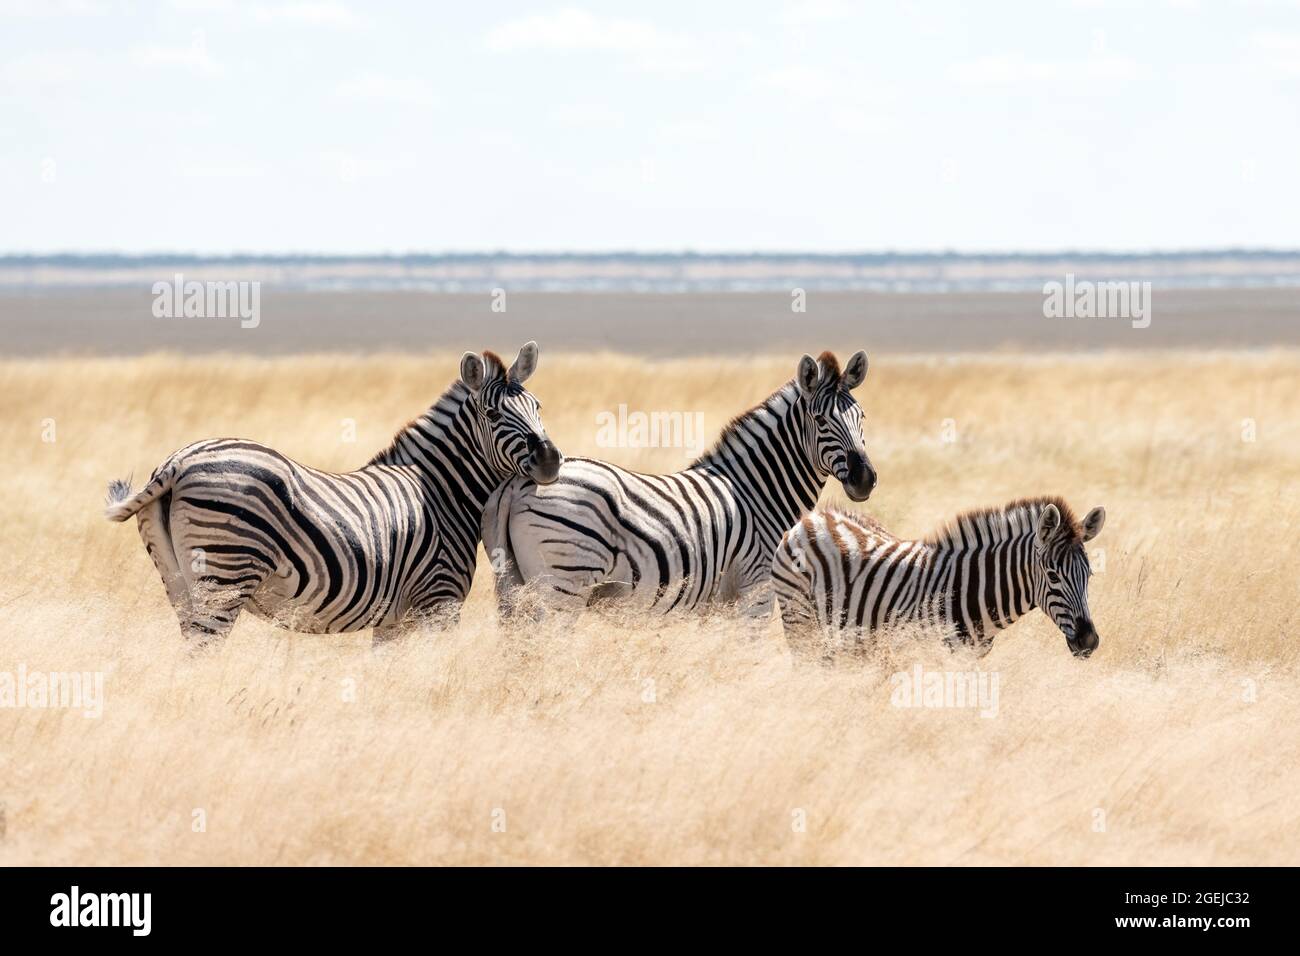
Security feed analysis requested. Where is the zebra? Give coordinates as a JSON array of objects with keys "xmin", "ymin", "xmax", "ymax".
[
  {"xmin": 104, "ymin": 343, "xmax": 562, "ymax": 644},
  {"xmin": 482, "ymin": 350, "xmax": 877, "ymax": 621},
  {"xmin": 771, "ymin": 497, "xmax": 1106, "ymax": 658}
]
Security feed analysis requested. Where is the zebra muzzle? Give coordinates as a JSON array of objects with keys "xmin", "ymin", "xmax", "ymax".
[
  {"xmin": 528, "ymin": 439, "xmax": 563, "ymax": 484},
  {"xmin": 1068, "ymin": 619, "xmax": 1100, "ymax": 658},
  {"xmin": 842, "ymin": 453, "xmax": 877, "ymax": 502}
]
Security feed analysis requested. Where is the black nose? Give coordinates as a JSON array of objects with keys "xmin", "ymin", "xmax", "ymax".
[
  {"xmin": 530, "ymin": 439, "xmax": 562, "ymax": 484},
  {"xmin": 844, "ymin": 452, "xmax": 877, "ymax": 502},
  {"xmin": 1070, "ymin": 619, "xmax": 1099, "ymax": 658}
]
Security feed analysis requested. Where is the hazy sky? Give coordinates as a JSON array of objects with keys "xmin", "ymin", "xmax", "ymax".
[{"xmin": 3, "ymin": 0, "xmax": 1298, "ymax": 253}]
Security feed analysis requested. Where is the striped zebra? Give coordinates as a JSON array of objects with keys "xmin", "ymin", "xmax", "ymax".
[
  {"xmin": 482, "ymin": 350, "xmax": 876, "ymax": 621},
  {"xmin": 772, "ymin": 497, "xmax": 1106, "ymax": 658},
  {"xmin": 104, "ymin": 344, "xmax": 562, "ymax": 644}
]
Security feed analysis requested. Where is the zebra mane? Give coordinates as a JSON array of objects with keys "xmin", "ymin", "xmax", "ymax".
[
  {"xmin": 365, "ymin": 352, "xmax": 512, "ymax": 467},
  {"xmin": 480, "ymin": 350, "xmax": 507, "ymax": 380},
  {"xmin": 816, "ymin": 350, "xmax": 842, "ymax": 384},
  {"xmin": 693, "ymin": 380, "xmax": 800, "ymax": 464},
  {"xmin": 694, "ymin": 353, "xmax": 851, "ymax": 465},
  {"xmin": 365, "ymin": 379, "xmax": 473, "ymax": 467},
  {"xmin": 922, "ymin": 496, "xmax": 1083, "ymax": 549}
]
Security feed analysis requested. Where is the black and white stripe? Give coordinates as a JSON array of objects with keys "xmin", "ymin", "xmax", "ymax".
[
  {"xmin": 483, "ymin": 350, "xmax": 876, "ymax": 620},
  {"xmin": 105, "ymin": 344, "xmax": 561, "ymax": 643},
  {"xmin": 772, "ymin": 497, "xmax": 1106, "ymax": 658}
]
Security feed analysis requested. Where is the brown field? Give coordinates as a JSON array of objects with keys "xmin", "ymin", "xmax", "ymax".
[{"xmin": 1, "ymin": 348, "xmax": 1298, "ymax": 865}]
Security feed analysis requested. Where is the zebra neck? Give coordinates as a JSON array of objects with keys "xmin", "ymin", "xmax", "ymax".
[
  {"xmin": 929, "ymin": 513, "xmax": 1040, "ymax": 640},
  {"xmin": 368, "ymin": 382, "xmax": 504, "ymax": 513},
  {"xmin": 691, "ymin": 382, "xmax": 823, "ymax": 518}
]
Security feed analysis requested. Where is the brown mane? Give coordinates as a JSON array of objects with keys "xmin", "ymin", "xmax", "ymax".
[
  {"xmin": 817, "ymin": 350, "xmax": 842, "ymax": 385},
  {"xmin": 921, "ymin": 496, "xmax": 1083, "ymax": 547},
  {"xmin": 481, "ymin": 350, "xmax": 506, "ymax": 379}
]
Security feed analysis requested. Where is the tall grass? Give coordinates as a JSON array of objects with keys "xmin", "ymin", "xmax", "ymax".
[{"xmin": 0, "ymin": 349, "xmax": 1296, "ymax": 864}]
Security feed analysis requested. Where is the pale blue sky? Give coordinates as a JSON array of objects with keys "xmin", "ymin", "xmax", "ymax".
[{"xmin": 3, "ymin": 0, "xmax": 1298, "ymax": 253}]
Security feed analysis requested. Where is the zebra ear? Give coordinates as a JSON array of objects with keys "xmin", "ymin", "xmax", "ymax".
[
  {"xmin": 842, "ymin": 350, "xmax": 868, "ymax": 389},
  {"xmin": 509, "ymin": 341, "xmax": 539, "ymax": 385},
  {"xmin": 1035, "ymin": 504, "xmax": 1061, "ymax": 548},
  {"xmin": 1081, "ymin": 506, "xmax": 1106, "ymax": 542},
  {"xmin": 796, "ymin": 354, "xmax": 818, "ymax": 398},
  {"xmin": 460, "ymin": 351, "xmax": 486, "ymax": 395}
]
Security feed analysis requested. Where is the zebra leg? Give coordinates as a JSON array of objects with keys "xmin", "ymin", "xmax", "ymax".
[
  {"xmin": 770, "ymin": 546, "xmax": 826, "ymax": 662},
  {"xmin": 737, "ymin": 577, "xmax": 775, "ymax": 626},
  {"xmin": 482, "ymin": 481, "xmax": 526, "ymax": 622},
  {"xmin": 372, "ymin": 622, "xmax": 408, "ymax": 647},
  {"xmin": 133, "ymin": 496, "xmax": 195, "ymax": 629},
  {"xmin": 777, "ymin": 598, "xmax": 826, "ymax": 663},
  {"xmin": 733, "ymin": 554, "xmax": 778, "ymax": 637},
  {"xmin": 182, "ymin": 576, "xmax": 263, "ymax": 646},
  {"xmin": 372, "ymin": 600, "xmax": 462, "ymax": 646},
  {"xmin": 587, "ymin": 580, "xmax": 633, "ymax": 606},
  {"xmin": 167, "ymin": 504, "xmax": 279, "ymax": 644},
  {"xmin": 490, "ymin": 553, "xmax": 526, "ymax": 622},
  {"xmin": 510, "ymin": 578, "xmax": 589, "ymax": 621}
]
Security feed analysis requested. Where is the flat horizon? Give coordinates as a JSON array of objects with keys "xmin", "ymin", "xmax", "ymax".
[{"xmin": 6, "ymin": 248, "xmax": 1300, "ymax": 261}]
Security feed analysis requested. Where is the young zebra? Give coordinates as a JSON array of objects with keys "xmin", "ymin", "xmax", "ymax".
[
  {"xmin": 772, "ymin": 497, "xmax": 1106, "ymax": 658},
  {"xmin": 104, "ymin": 344, "xmax": 562, "ymax": 644},
  {"xmin": 483, "ymin": 350, "xmax": 877, "ymax": 621}
]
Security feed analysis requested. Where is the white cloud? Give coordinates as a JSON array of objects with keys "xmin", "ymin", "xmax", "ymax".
[
  {"xmin": 0, "ymin": 50, "xmax": 106, "ymax": 95},
  {"xmin": 484, "ymin": 7, "xmax": 706, "ymax": 73},
  {"xmin": 336, "ymin": 72, "xmax": 437, "ymax": 107},
  {"xmin": 181, "ymin": 162, "xmax": 267, "ymax": 179},
  {"xmin": 487, "ymin": 8, "xmax": 686, "ymax": 54},
  {"xmin": 657, "ymin": 120, "xmax": 722, "ymax": 143},
  {"xmin": 1249, "ymin": 31, "xmax": 1300, "ymax": 76},
  {"xmin": 251, "ymin": 1, "xmax": 362, "ymax": 29},
  {"xmin": 167, "ymin": 0, "xmax": 236, "ymax": 11},
  {"xmin": 0, "ymin": 0, "xmax": 115, "ymax": 15},
  {"xmin": 948, "ymin": 53, "xmax": 1145, "ymax": 86},
  {"xmin": 829, "ymin": 107, "xmax": 891, "ymax": 134},
  {"xmin": 131, "ymin": 41, "xmax": 223, "ymax": 76},
  {"xmin": 775, "ymin": 0, "xmax": 857, "ymax": 26},
  {"xmin": 320, "ymin": 149, "xmax": 419, "ymax": 183},
  {"xmin": 758, "ymin": 65, "xmax": 894, "ymax": 112},
  {"xmin": 761, "ymin": 66, "xmax": 842, "ymax": 99},
  {"xmin": 549, "ymin": 103, "xmax": 625, "ymax": 128}
]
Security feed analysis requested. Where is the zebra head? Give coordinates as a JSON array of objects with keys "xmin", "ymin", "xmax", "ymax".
[
  {"xmin": 1033, "ymin": 502, "xmax": 1106, "ymax": 657},
  {"xmin": 460, "ymin": 342, "xmax": 563, "ymax": 485},
  {"xmin": 795, "ymin": 349, "xmax": 877, "ymax": 502}
]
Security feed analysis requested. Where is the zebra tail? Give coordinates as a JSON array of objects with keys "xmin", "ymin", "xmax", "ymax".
[{"xmin": 104, "ymin": 465, "xmax": 176, "ymax": 522}]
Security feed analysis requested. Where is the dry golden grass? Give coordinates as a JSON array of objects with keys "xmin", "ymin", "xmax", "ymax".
[{"xmin": 1, "ymin": 348, "xmax": 1298, "ymax": 865}]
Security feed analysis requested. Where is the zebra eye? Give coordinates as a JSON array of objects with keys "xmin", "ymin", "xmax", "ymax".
[
  {"xmin": 1046, "ymin": 570, "xmax": 1061, "ymax": 585},
  {"xmin": 813, "ymin": 413, "xmax": 827, "ymax": 425},
  {"xmin": 484, "ymin": 409, "xmax": 502, "ymax": 423}
]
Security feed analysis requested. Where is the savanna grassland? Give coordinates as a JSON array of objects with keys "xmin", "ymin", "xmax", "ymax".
[{"xmin": 1, "ymin": 349, "xmax": 1297, "ymax": 865}]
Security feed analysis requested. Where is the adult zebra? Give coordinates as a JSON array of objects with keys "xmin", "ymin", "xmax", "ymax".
[
  {"xmin": 482, "ymin": 350, "xmax": 876, "ymax": 621},
  {"xmin": 771, "ymin": 497, "xmax": 1106, "ymax": 659},
  {"xmin": 104, "ymin": 344, "xmax": 562, "ymax": 644}
]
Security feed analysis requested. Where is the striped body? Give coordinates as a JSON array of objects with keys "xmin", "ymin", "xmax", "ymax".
[
  {"xmin": 150, "ymin": 438, "xmax": 467, "ymax": 632},
  {"xmin": 107, "ymin": 346, "xmax": 560, "ymax": 642},
  {"xmin": 772, "ymin": 497, "xmax": 1105, "ymax": 657},
  {"xmin": 484, "ymin": 352, "xmax": 876, "ymax": 620}
]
